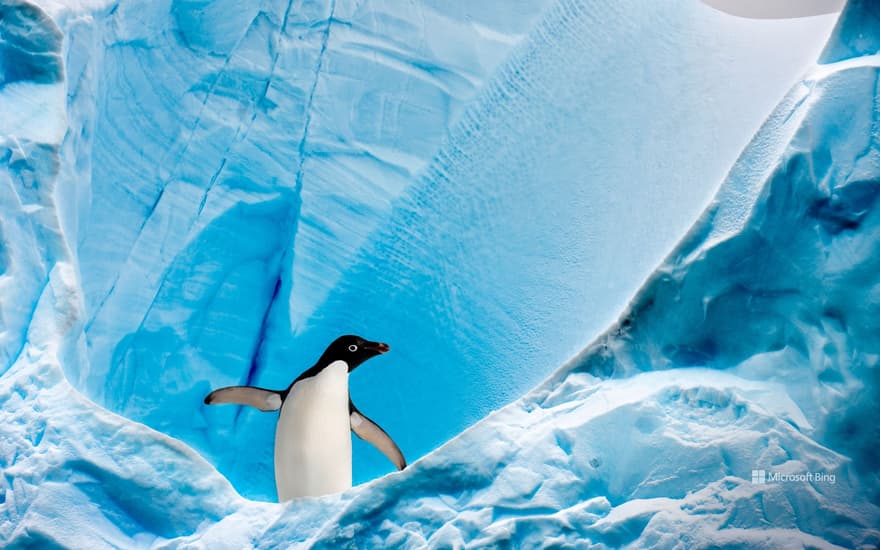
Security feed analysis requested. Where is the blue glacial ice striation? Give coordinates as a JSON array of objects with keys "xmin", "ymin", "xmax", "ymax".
[
  {"xmin": 232, "ymin": 0, "xmax": 844, "ymax": 491},
  {"xmin": 52, "ymin": 0, "xmax": 555, "ymax": 500}
]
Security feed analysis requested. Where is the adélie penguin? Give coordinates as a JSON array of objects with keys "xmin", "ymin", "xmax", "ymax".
[{"xmin": 204, "ymin": 335, "xmax": 406, "ymax": 501}]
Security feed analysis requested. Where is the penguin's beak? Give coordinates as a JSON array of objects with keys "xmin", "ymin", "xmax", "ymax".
[{"xmin": 364, "ymin": 342, "xmax": 390, "ymax": 354}]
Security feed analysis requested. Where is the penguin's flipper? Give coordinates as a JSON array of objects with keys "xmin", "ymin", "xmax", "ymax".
[
  {"xmin": 349, "ymin": 400, "xmax": 406, "ymax": 470},
  {"xmin": 204, "ymin": 386, "xmax": 283, "ymax": 411}
]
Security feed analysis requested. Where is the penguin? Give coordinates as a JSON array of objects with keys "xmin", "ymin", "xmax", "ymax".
[{"xmin": 203, "ymin": 335, "xmax": 406, "ymax": 501}]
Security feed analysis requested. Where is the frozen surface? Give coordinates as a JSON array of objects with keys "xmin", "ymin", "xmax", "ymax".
[
  {"xmin": 2, "ymin": 0, "xmax": 878, "ymax": 547},
  {"xmin": 4, "ymin": 0, "xmax": 841, "ymax": 499}
]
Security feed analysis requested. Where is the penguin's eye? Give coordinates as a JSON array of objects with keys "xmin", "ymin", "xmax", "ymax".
[{"xmin": 348, "ymin": 344, "xmax": 358, "ymax": 352}]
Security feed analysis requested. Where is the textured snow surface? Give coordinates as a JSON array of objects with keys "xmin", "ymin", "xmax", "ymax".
[{"xmin": 2, "ymin": 0, "xmax": 879, "ymax": 547}]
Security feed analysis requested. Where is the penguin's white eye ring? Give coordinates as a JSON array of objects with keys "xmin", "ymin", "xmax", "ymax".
[{"xmin": 348, "ymin": 344, "xmax": 358, "ymax": 352}]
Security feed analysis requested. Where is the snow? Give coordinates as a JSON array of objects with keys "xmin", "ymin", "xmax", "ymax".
[{"xmin": 2, "ymin": 0, "xmax": 879, "ymax": 547}]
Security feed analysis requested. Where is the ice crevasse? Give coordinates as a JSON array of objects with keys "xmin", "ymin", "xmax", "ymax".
[{"xmin": 0, "ymin": 0, "xmax": 879, "ymax": 547}]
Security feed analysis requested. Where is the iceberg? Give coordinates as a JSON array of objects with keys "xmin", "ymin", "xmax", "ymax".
[{"xmin": 1, "ymin": 0, "xmax": 878, "ymax": 547}]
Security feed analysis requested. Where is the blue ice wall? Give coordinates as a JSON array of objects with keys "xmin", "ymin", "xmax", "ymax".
[
  {"xmin": 242, "ymin": 2, "xmax": 879, "ymax": 545},
  {"xmin": 0, "ymin": 0, "xmax": 65, "ymax": 374},
  {"xmin": 0, "ymin": 0, "xmax": 854, "ymax": 508},
  {"xmin": 561, "ymin": 1, "xmax": 880, "ymax": 496},
  {"xmin": 239, "ymin": 1, "xmax": 843, "ymax": 493},
  {"xmin": 59, "ymin": 0, "xmax": 553, "ymax": 499},
  {"xmin": 16, "ymin": 0, "xmax": 838, "ymax": 501}
]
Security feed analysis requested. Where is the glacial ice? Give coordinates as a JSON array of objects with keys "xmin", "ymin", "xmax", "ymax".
[{"xmin": 1, "ymin": 0, "xmax": 878, "ymax": 547}]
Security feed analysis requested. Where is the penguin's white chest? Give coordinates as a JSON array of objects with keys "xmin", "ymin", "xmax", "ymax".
[{"xmin": 274, "ymin": 361, "xmax": 352, "ymax": 501}]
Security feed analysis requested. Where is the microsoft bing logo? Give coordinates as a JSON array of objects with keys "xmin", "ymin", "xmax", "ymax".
[{"xmin": 749, "ymin": 468, "xmax": 835, "ymax": 485}]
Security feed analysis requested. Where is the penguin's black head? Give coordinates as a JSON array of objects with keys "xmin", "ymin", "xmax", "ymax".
[{"xmin": 318, "ymin": 334, "xmax": 390, "ymax": 371}]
